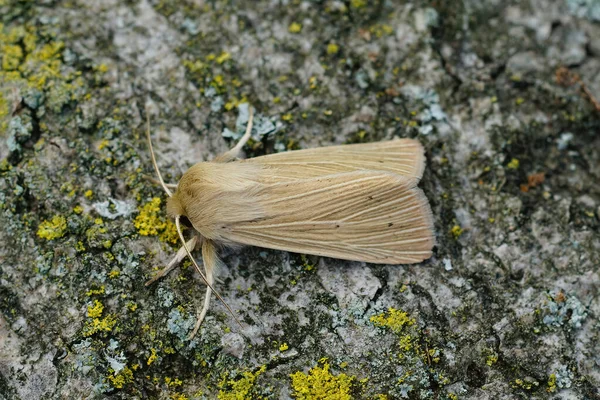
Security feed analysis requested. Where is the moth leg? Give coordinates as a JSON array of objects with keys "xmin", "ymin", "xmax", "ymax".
[
  {"xmin": 145, "ymin": 236, "xmax": 198, "ymax": 286},
  {"xmin": 214, "ymin": 106, "xmax": 254, "ymax": 162},
  {"xmin": 189, "ymin": 239, "xmax": 219, "ymax": 339}
]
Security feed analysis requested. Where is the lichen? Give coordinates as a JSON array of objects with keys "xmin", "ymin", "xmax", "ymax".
[
  {"xmin": 290, "ymin": 359, "xmax": 355, "ymax": 400},
  {"xmin": 107, "ymin": 365, "xmax": 134, "ymax": 389},
  {"xmin": 506, "ymin": 158, "xmax": 520, "ymax": 169},
  {"xmin": 370, "ymin": 308, "xmax": 416, "ymax": 334},
  {"xmin": 82, "ymin": 314, "xmax": 117, "ymax": 337},
  {"xmin": 147, "ymin": 348, "xmax": 158, "ymax": 366},
  {"xmin": 288, "ymin": 22, "xmax": 302, "ymax": 33},
  {"xmin": 134, "ymin": 197, "xmax": 178, "ymax": 244},
  {"xmin": 37, "ymin": 215, "xmax": 67, "ymax": 240},
  {"xmin": 87, "ymin": 300, "xmax": 104, "ymax": 318},
  {"xmin": 542, "ymin": 291, "xmax": 588, "ymax": 329},
  {"xmin": 82, "ymin": 299, "xmax": 117, "ymax": 337},
  {"xmin": 326, "ymin": 43, "xmax": 339, "ymax": 55},
  {"xmin": 217, "ymin": 365, "xmax": 267, "ymax": 400}
]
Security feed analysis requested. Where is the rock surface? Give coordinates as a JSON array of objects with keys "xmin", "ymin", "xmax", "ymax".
[{"xmin": 1, "ymin": 0, "xmax": 599, "ymax": 399}]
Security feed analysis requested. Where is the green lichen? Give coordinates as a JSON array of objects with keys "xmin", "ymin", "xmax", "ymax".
[
  {"xmin": 290, "ymin": 359, "xmax": 355, "ymax": 400},
  {"xmin": 37, "ymin": 215, "xmax": 67, "ymax": 240}
]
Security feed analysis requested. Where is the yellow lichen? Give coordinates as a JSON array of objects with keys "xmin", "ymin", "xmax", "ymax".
[
  {"xmin": 165, "ymin": 377, "xmax": 183, "ymax": 387},
  {"xmin": 87, "ymin": 299, "xmax": 104, "ymax": 318},
  {"xmin": 147, "ymin": 348, "xmax": 158, "ymax": 366},
  {"xmin": 370, "ymin": 308, "xmax": 415, "ymax": 334},
  {"xmin": 217, "ymin": 365, "xmax": 267, "ymax": 400},
  {"xmin": 37, "ymin": 215, "xmax": 67, "ymax": 240},
  {"xmin": 0, "ymin": 23, "xmax": 79, "ymax": 105},
  {"xmin": 82, "ymin": 298, "xmax": 117, "ymax": 336},
  {"xmin": 216, "ymin": 51, "xmax": 231, "ymax": 64},
  {"xmin": 85, "ymin": 286, "xmax": 105, "ymax": 296},
  {"xmin": 289, "ymin": 22, "xmax": 302, "ymax": 33},
  {"xmin": 0, "ymin": 91, "xmax": 9, "ymax": 130},
  {"xmin": 279, "ymin": 343, "xmax": 289, "ymax": 352},
  {"xmin": 134, "ymin": 198, "xmax": 178, "ymax": 244},
  {"xmin": 326, "ymin": 43, "xmax": 339, "ymax": 55},
  {"xmin": 108, "ymin": 366, "xmax": 134, "ymax": 389},
  {"xmin": 159, "ymin": 219, "xmax": 179, "ymax": 244},
  {"xmin": 486, "ymin": 353, "xmax": 498, "ymax": 366},
  {"xmin": 507, "ymin": 158, "xmax": 520, "ymax": 169},
  {"xmin": 350, "ymin": 0, "xmax": 367, "ymax": 9},
  {"xmin": 450, "ymin": 225, "xmax": 463, "ymax": 239},
  {"xmin": 1, "ymin": 44, "xmax": 22, "ymax": 70},
  {"xmin": 369, "ymin": 24, "xmax": 394, "ymax": 38},
  {"xmin": 547, "ymin": 373, "xmax": 556, "ymax": 393},
  {"xmin": 82, "ymin": 314, "xmax": 117, "ymax": 337},
  {"xmin": 398, "ymin": 334, "xmax": 413, "ymax": 353},
  {"xmin": 290, "ymin": 360, "xmax": 354, "ymax": 400}
]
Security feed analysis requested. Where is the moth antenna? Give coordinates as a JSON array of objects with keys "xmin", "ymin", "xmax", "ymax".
[
  {"xmin": 175, "ymin": 216, "xmax": 244, "ymax": 330},
  {"xmin": 146, "ymin": 113, "xmax": 173, "ymax": 197}
]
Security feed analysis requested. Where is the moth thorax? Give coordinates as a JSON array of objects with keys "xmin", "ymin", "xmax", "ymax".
[{"xmin": 167, "ymin": 194, "xmax": 186, "ymax": 218}]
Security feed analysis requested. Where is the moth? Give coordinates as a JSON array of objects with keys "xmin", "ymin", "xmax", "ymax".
[{"xmin": 146, "ymin": 107, "xmax": 435, "ymax": 338}]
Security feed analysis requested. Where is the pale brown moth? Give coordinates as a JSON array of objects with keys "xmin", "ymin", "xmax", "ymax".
[{"xmin": 146, "ymin": 107, "xmax": 435, "ymax": 338}]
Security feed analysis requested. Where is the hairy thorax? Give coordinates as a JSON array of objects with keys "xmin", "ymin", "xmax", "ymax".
[{"xmin": 167, "ymin": 161, "xmax": 267, "ymax": 242}]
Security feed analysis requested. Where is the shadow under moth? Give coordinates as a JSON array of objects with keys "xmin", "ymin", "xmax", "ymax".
[{"xmin": 146, "ymin": 106, "xmax": 434, "ymax": 338}]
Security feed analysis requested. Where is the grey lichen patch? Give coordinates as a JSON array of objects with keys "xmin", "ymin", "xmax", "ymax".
[{"xmin": 1, "ymin": 0, "xmax": 599, "ymax": 399}]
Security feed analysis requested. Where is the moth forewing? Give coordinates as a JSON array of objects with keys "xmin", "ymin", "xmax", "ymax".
[
  {"xmin": 242, "ymin": 138, "xmax": 426, "ymax": 180},
  {"xmin": 215, "ymin": 170, "xmax": 434, "ymax": 264}
]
